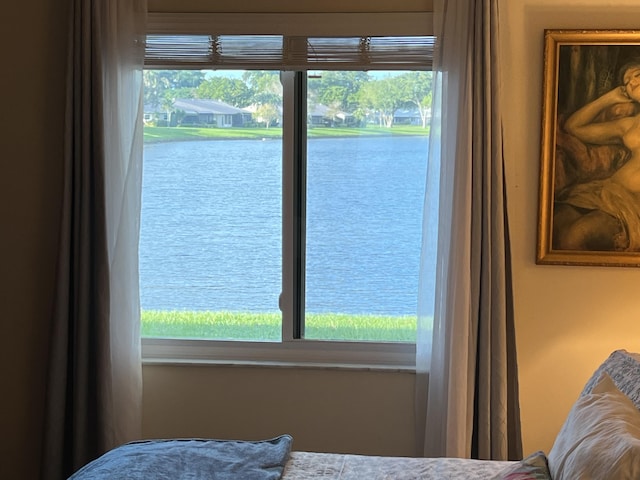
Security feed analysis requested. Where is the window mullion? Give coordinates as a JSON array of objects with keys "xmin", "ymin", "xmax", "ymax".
[
  {"xmin": 281, "ymin": 71, "xmax": 308, "ymax": 341},
  {"xmin": 293, "ymin": 71, "xmax": 307, "ymax": 339}
]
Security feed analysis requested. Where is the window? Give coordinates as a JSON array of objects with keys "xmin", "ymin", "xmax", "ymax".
[{"xmin": 141, "ymin": 12, "xmax": 434, "ymax": 368}]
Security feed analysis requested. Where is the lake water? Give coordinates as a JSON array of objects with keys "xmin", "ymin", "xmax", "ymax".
[{"xmin": 140, "ymin": 135, "xmax": 430, "ymax": 316}]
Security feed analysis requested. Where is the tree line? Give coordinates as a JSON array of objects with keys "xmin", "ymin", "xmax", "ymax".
[{"xmin": 144, "ymin": 70, "xmax": 433, "ymax": 128}]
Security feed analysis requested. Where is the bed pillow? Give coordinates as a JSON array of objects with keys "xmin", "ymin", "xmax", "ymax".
[
  {"xmin": 581, "ymin": 349, "xmax": 640, "ymax": 409},
  {"xmin": 490, "ymin": 450, "xmax": 551, "ymax": 480},
  {"xmin": 548, "ymin": 372, "xmax": 640, "ymax": 480}
]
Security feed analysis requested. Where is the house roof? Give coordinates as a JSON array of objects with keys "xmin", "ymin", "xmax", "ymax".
[{"xmin": 173, "ymin": 98, "xmax": 248, "ymax": 115}]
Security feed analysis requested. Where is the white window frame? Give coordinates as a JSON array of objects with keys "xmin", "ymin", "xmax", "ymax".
[{"xmin": 141, "ymin": 11, "xmax": 433, "ymax": 370}]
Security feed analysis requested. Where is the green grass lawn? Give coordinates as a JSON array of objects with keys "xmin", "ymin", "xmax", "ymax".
[
  {"xmin": 141, "ymin": 310, "xmax": 419, "ymax": 342},
  {"xmin": 143, "ymin": 125, "xmax": 429, "ymax": 143}
]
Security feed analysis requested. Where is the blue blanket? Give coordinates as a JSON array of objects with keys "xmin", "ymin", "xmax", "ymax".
[{"xmin": 68, "ymin": 435, "xmax": 293, "ymax": 480}]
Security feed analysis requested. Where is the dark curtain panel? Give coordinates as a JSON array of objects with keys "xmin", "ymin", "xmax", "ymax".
[
  {"xmin": 417, "ymin": 0, "xmax": 523, "ymax": 460},
  {"xmin": 41, "ymin": 1, "xmax": 145, "ymax": 478},
  {"xmin": 469, "ymin": 0, "xmax": 522, "ymax": 460}
]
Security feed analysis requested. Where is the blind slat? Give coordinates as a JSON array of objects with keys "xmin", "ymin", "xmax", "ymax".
[{"xmin": 145, "ymin": 34, "xmax": 434, "ymax": 70}]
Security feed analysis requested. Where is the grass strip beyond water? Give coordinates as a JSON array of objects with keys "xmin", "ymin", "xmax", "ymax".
[
  {"xmin": 141, "ymin": 310, "xmax": 418, "ymax": 342},
  {"xmin": 144, "ymin": 125, "xmax": 428, "ymax": 143}
]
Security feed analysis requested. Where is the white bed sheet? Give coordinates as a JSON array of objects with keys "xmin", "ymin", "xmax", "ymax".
[{"xmin": 282, "ymin": 451, "xmax": 514, "ymax": 480}]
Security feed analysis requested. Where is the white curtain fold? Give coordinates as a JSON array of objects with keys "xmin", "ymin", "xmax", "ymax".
[
  {"xmin": 416, "ymin": 0, "xmax": 522, "ymax": 460},
  {"xmin": 102, "ymin": 0, "xmax": 146, "ymax": 446},
  {"xmin": 41, "ymin": 1, "xmax": 146, "ymax": 478}
]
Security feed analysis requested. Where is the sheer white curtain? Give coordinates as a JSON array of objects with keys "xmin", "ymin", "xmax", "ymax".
[
  {"xmin": 41, "ymin": 1, "xmax": 146, "ymax": 478},
  {"xmin": 103, "ymin": 0, "xmax": 146, "ymax": 446},
  {"xmin": 416, "ymin": 0, "xmax": 522, "ymax": 460}
]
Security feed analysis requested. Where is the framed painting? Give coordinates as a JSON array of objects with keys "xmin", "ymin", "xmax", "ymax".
[{"xmin": 537, "ymin": 29, "xmax": 640, "ymax": 266}]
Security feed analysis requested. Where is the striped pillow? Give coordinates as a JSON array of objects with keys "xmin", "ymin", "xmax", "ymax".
[{"xmin": 581, "ymin": 349, "xmax": 640, "ymax": 409}]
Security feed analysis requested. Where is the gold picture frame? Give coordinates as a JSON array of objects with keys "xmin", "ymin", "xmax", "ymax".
[{"xmin": 537, "ymin": 29, "xmax": 640, "ymax": 267}]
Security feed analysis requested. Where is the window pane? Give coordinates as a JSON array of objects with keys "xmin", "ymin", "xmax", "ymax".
[
  {"xmin": 140, "ymin": 70, "xmax": 283, "ymax": 341},
  {"xmin": 304, "ymin": 71, "xmax": 431, "ymax": 342}
]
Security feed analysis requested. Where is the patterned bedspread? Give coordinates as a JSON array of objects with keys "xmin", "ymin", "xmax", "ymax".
[{"xmin": 282, "ymin": 451, "xmax": 514, "ymax": 480}]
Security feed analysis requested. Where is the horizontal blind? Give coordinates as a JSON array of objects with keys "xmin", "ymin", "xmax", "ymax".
[{"xmin": 145, "ymin": 12, "xmax": 434, "ymax": 71}]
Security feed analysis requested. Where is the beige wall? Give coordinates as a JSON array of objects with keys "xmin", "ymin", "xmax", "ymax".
[
  {"xmin": 1, "ymin": 1, "xmax": 67, "ymax": 479},
  {"xmin": 6, "ymin": 0, "xmax": 640, "ymax": 477},
  {"xmin": 502, "ymin": 0, "xmax": 640, "ymax": 454},
  {"xmin": 143, "ymin": 365, "xmax": 416, "ymax": 455},
  {"xmin": 148, "ymin": 0, "xmax": 431, "ymax": 13}
]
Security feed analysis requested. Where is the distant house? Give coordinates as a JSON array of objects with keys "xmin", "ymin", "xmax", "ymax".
[
  {"xmin": 308, "ymin": 104, "xmax": 353, "ymax": 126},
  {"xmin": 367, "ymin": 108, "xmax": 428, "ymax": 127},
  {"xmin": 392, "ymin": 108, "xmax": 424, "ymax": 126},
  {"xmin": 143, "ymin": 104, "xmax": 168, "ymax": 125},
  {"xmin": 172, "ymin": 98, "xmax": 252, "ymax": 127}
]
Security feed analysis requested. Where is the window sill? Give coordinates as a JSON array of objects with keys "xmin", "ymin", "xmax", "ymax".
[{"xmin": 142, "ymin": 338, "xmax": 416, "ymax": 372}]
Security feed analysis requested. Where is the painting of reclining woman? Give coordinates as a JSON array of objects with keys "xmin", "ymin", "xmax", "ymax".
[{"xmin": 538, "ymin": 31, "xmax": 640, "ymax": 266}]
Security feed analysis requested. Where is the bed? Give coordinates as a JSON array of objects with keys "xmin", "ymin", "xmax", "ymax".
[
  {"xmin": 68, "ymin": 349, "xmax": 640, "ymax": 480},
  {"xmin": 281, "ymin": 451, "xmax": 515, "ymax": 479}
]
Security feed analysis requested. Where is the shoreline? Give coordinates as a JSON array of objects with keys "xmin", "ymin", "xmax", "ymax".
[{"xmin": 143, "ymin": 126, "xmax": 429, "ymax": 144}]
